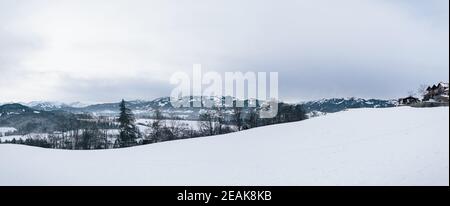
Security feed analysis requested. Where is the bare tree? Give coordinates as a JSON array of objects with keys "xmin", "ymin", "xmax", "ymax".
[
  {"xmin": 417, "ymin": 84, "xmax": 429, "ymax": 99},
  {"xmin": 149, "ymin": 109, "xmax": 174, "ymax": 142},
  {"xmin": 213, "ymin": 106, "xmax": 225, "ymax": 134},
  {"xmin": 199, "ymin": 110, "xmax": 215, "ymax": 136},
  {"xmin": 245, "ymin": 108, "xmax": 259, "ymax": 129},
  {"xmin": 232, "ymin": 106, "xmax": 243, "ymax": 131}
]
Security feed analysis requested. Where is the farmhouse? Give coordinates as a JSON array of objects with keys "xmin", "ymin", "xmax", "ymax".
[
  {"xmin": 423, "ymin": 82, "xmax": 449, "ymax": 103},
  {"xmin": 398, "ymin": 96, "xmax": 420, "ymax": 105}
]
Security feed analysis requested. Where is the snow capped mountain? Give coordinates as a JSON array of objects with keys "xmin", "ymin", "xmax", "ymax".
[
  {"xmin": 22, "ymin": 101, "xmax": 92, "ymax": 111},
  {"xmin": 4, "ymin": 97, "xmax": 397, "ymax": 119},
  {"xmin": 66, "ymin": 102, "xmax": 91, "ymax": 108},
  {"xmin": 24, "ymin": 101, "xmax": 66, "ymax": 110},
  {"xmin": 302, "ymin": 97, "xmax": 396, "ymax": 113}
]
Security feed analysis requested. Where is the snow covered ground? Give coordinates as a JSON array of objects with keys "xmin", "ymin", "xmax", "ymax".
[
  {"xmin": 0, "ymin": 133, "xmax": 49, "ymax": 142},
  {"xmin": 136, "ymin": 119, "xmax": 201, "ymax": 131},
  {"xmin": 0, "ymin": 127, "xmax": 16, "ymax": 136},
  {"xmin": 0, "ymin": 107, "xmax": 448, "ymax": 186},
  {"xmin": 136, "ymin": 119, "xmax": 237, "ymax": 132}
]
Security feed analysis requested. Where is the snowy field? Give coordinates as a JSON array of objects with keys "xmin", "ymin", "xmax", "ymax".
[
  {"xmin": 0, "ymin": 107, "xmax": 448, "ymax": 186},
  {"xmin": 0, "ymin": 134, "xmax": 47, "ymax": 142},
  {"xmin": 136, "ymin": 119, "xmax": 201, "ymax": 131},
  {"xmin": 0, "ymin": 119, "xmax": 227, "ymax": 143},
  {"xmin": 0, "ymin": 127, "xmax": 16, "ymax": 136},
  {"xmin": 136, "ymin": 119, "xmax": 237, "ymax": 132}
]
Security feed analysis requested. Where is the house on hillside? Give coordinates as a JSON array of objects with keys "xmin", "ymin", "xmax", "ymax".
[
  {"xmin": 423, "ymin": 82, "xmax": 449, "ymax": 103},
  {"xmin": 398, "ymin": 96, "xmax": 420, "ymax": 105}
]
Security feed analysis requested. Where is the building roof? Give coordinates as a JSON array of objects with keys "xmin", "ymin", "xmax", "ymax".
[
  {"xmin": 399, "ymin": 96, "xmax": 419, "ymax": 100},
  {"xmin": 438, "ymin": 82, "xmax": 449, "ymax": 88}
]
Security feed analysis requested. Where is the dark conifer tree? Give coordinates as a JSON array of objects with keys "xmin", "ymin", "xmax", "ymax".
[{"xmin": 118, "ymin": 99, "xmax": 138, "ymax": 147}]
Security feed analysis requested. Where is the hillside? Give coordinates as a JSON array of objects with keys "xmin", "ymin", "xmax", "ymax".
[
  {"xmin": 18, "ymin": 98, "xmax": 204, "ymax": 118},
  {"xmin": 302, "ymin": 97, "xmax": 396, "ymax": 113},
  {"xmin": 0, "ymin": 104, "xmax": 79, "ymax": 133},
  {"xmin": 2, "ymin": 97, "xmax": 398, "ymax": 119},
  {"xmin": 0, "ymin": 107, "xmax": 448, "ymax": 186}
]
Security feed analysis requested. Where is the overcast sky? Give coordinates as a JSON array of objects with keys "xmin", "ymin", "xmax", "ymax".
[{"xmin": 0, "ymin": 0, "xmax": 448, "ymax": 103}]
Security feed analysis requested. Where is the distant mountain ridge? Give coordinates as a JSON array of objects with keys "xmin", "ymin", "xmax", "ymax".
[
  {"xmin": 0, "ymin": 103, "xmax": 78, "ymax": 133},
  {"xmin": 0, "ymin": 97, "xmax": 397, "ymax": 134},
  {"xmin": 2, "ymin": 97, "xmax": 397, "ymax": 118},
  {"xmin": 25, "ymin": 101, "xmax": 90, "ymax": 109},
  {"xmin": 302, "ymin": 97, "xmax": 396, "ymax": 113}
]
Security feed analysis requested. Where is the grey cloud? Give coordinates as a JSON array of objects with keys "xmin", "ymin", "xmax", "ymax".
[
  {"xmin": 58, "ymin": 76, "xmax": 172, "ymax": 103},
  {"xmin": 0, "ymin": 0, "xmax": 448, "ymax": 102}
]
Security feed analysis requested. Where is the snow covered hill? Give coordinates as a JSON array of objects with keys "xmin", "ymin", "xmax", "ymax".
[
  {"xmin": 302, "ymin": 97, "xmax": 396, "ymax": 113},
  {"xmin": 0, "ymin": 107, "xmax": 448, "ymax": 186}
]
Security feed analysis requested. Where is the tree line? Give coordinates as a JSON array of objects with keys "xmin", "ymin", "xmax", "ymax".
[{"xmin": 1, "ymin": 99, "xmax": 307, "ymax": 149}]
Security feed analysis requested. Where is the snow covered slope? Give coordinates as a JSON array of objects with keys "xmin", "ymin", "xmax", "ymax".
[
  {"xmin": 0, "ymin": 127, "xmax": 16, "ymax": 136},
  {"xmin": 0, "ymin": 107, "xmax": 448, "ymax": 186}
]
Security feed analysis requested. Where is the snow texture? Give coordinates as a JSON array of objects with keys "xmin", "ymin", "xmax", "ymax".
[
  {"xmin": 0, "ymin": 107, "xmax": 448, "ymax": 186},
  {"xmin": 0, "ymin": 127, "xmax": 17, "ymax": 136}
]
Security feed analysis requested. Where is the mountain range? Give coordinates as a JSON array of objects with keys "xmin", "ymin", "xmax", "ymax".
[
  {"xmin": 302, "ymin": 97, "xmax": 397, "ymax": 113},
  {"xmin": 0, "ymin": 103, "xmax": 79, "ymax": 134},
  {"xmin": 2, "ymin": 97, "xmax": 397, "ymax": 116},
  {"xmin": 0, "ymin": 97, "xmax": 397, "ymax": 134}
]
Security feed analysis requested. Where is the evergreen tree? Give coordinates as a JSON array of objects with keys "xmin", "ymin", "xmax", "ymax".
[{"xmin": 118, "ymin": 99, "xmax": 138, "ymax": 147}]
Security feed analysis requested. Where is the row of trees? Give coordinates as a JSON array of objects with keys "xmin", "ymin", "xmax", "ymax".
[
  {"xmin": 48, "ymin": 123, "xmax": 120, "ymax": 149},
  {"xmin": 1, "ymin": 99, "xmax": 308, "ymax": 149},
  {"xmin": 198, "ymin": 102, "xmax": 308, "ymax": 135},
  {"xmin": 116, "ymin": 100, "xmax": 309, "ymax": 146},
  {"xmin": 1, "ymin": 120, "xmax": 120, "ymax": 150},
  {"xmin": 1, "ymin": 138, "xmax": 52, "ymax": 148}
]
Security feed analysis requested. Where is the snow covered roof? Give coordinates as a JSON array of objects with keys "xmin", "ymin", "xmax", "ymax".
[
  {"xmin": 399, "ymin": 96, "xmax": 419, "ymax": 100},
  {"xmin": 438, "ymin": 82, "xmax": 449, "ymax": 88},
  {"xmin": 426, "ymin": 82, "xmax": 449, "ymax": 91}
]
